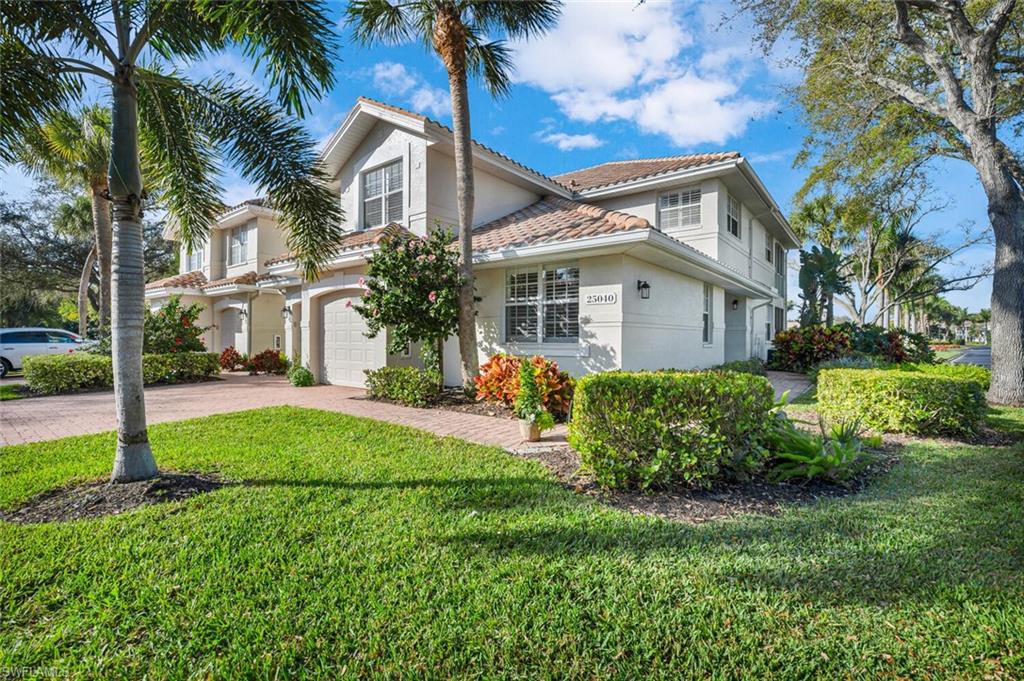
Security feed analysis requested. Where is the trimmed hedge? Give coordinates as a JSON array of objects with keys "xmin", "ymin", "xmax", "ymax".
[
  {"xmin": 897, "ymin": 362, "xmax": 992, "ymax": 390},
  {"xmin": 568, "ymin": 371, "xmax": 776, "ymax": 489},
  {"xmin": 817, "ymin": 368, "xmax": 986, "ymax": 436},
  {"xmin": 24, "ymin": 352, "xmax": 220, "ymax": 395},
  {"xmin": 364, "ymin": 366, "xmax": 441, "ymax": 407},
  {"xmin": 710, "ymin": 358, "xmax": 767, "ymax": 376}
]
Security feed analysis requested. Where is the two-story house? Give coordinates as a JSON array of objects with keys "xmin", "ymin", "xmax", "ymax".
[{"xmin": 147, "ymin": 97, "xmax": 798, "ymax": 387}]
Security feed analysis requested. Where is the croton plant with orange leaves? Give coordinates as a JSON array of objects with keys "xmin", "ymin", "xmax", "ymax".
[{"xmin": 475, "ymin": 353, "xmax": 574, "ymax": 417}]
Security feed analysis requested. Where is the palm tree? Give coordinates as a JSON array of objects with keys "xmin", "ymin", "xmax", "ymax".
[
  {"xmin": 346, "ymin": 0, "xmax": 561, "ymax": 392},
  {"xmin": 19, "ymin": 106, "xmax": 112, "ymax": 332},
  {"xmin": 53, "ymin": 194, "xmax": 99, "ymax": 335},
  {"xmin": 3, "ymin": 1, "xmax": 343, "ymax": 482}
]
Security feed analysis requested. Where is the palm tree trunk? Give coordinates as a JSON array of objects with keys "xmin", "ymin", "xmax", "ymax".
[
  {"xmin": 78, "ymin": 244, "xmax": 96, "ymax": 336},
  {"xmin": 108, "ymin": 72, "xmax": 157, "ymax": 482},
  {"xmin": 434, "ymin": 7, "xmax": 478, "ymax": 393},
  {"xmin": 91, "ymin": 185, "xmax": 112, "ymax": 330}
]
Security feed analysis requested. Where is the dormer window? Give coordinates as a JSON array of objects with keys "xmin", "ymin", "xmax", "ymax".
[
  {"xmin": 228, "ymin": 225, "xmax": 249, "ymax": 265},
  {"xmin": 726, "ymin": 195, "xmax": 741, "ymax": 239},
  {"xmin": 658, "ymin": 187, "xmax": 701, "ymax": 229},
  {"xmin": 363, "ymin": 159, "xmax": 403, "ymax": 229},
  {"xmin": 185, "ymin": 247, "xmax": 203, "ymax": 272}
]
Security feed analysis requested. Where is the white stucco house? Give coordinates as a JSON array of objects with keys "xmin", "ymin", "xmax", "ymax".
[{"xmin": 146, "ymin": 97, "xmax": 798, "ymax": 387}]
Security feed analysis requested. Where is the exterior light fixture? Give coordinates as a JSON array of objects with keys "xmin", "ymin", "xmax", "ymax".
[
  {"xmin": 732, "ymin": 299, "xmax": 739, "ymax": 310},
  {"xmin": 281, "ymin": 305, "xmax": 292, "ymax": 321},
  {"xmin": 637, "ymin": 280, "xmax": 651, "ymax": 299}
]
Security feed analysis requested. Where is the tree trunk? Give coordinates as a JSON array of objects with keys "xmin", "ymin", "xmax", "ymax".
[
  {"xmin": 434, "ymin": 7, "xmax": 478, "ymax": 393},
  {"xmin": 108, "ymin": 72, "xmax": 158, "ymax": 482},
  {"xmin": 77, "ymin": 245, "xmax": 96, "ymax": 336},
  {"xmin": 970, "ymin": 129, "xmax": 1024, "ymax": 405},
  {"xmin": 91, "ymin": 185, "xmax": 113, "ymax": 331}
]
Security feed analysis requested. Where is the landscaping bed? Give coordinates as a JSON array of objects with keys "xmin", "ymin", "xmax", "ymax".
[{"xmin": 0, "ymin": 472, "xmax": 225, "ymax": 524}]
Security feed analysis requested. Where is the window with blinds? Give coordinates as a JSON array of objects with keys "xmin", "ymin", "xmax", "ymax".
[
  {"xmin": 228, "ymin": 226, "xmax": 249, "ymax": 265},
  {"xmin": 362, "ymin": 159, "xmax": 403, "ymax": 229},
  {"xmin": 504, "ymin": 264, "xmax": 580, "ymax": 343},
  {"xmin": 658, "ymin": 187, "xmax": 701, "ymax": 229}
]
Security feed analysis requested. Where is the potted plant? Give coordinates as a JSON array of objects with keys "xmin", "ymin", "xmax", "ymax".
[{"xmin": 514, "ymin": 359, "xmax": 555, "ymax": 442}]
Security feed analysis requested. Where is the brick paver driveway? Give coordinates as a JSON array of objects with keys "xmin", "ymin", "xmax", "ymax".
[
  {"xmin": 0, "ymin": 373, "xmax": 558, "ymax": 449},
  {"xmin": 2, "ymin": 371, "xmax": 809, "ymax": 449}
]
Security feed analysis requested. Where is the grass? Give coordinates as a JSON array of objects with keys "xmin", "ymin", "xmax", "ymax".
[
  {"xmin": 2, "ymin": 407, "xmax": 1022, "ymax": 678},
  {"xmin": 0, "ymin": 384, "xmax": 24, "ymax": 400},
  {"xmin": 934, "ymin": 348, "xmax": 966, "ymax": 361}
]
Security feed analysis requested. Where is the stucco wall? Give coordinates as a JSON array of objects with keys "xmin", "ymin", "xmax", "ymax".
[
  {"xmin": 425, "ymin": 148, "xmax": 541, "ymax": 232},
  {"xmin": 337, "ymin": 122, "xmax": 429, "ymax": 235},
  {"xmin": 250, "ymin": 292, "xmax": 284, "ymax": 355}
]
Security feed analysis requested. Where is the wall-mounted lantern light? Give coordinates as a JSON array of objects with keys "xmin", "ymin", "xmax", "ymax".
[
  {"xmin": 238, "ymin": 307, "xmax": 248, "ymax": 320},
  {"xmin": 281, "ymin": 305, "xmax": 292, "ymax": 321},
  {"xmin": 637, "ymin": 280, "xmax": 651, "ymax": 300},
  {"xmin": 732, "ymin": 299, "xmax": 739, "ymax": 311}
]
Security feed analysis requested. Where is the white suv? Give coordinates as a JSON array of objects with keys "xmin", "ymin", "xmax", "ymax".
[{"xmin": 0, "ymin": 328, "xmax": 85, "ymax": 378}]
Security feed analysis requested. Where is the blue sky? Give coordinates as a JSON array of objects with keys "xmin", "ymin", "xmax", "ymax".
[{"xmin": 1, "ymin": 0, "xmax": 998, "ymax": 311}]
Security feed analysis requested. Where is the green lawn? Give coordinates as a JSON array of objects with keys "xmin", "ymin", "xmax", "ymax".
[
  {"xmin": 934, "ymin": 348, "xmax": 966, "ymax": 361},
  {"xmin": 0, "ymin": 384, "xmax": 25, "ymax": 401},
  {"xmin": 2, "ymin": 407, "xmax": 1022, "ymax": 678}
]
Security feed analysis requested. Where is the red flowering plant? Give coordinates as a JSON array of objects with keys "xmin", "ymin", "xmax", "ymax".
[
  {"xmin": 769, "ymin": 325, "xmax": 852, "ymax": 371},
  {"xmin": 219, "ymin": 346, "xmax": 244, "ymax": 371},
  {"xmin": 144, "ymin": 296, "xmax": 207, "ymax": 354},
  {"xmin": 354, "ymin": 226, "xmax": 464, "ymax": 380},
  {"xmin": 475, "ymin": 353, "xmax": 574, "ymax": 417}
]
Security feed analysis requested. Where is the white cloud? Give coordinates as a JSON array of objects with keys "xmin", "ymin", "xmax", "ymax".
[
  {"xmin": 372, "ymin": 62, "xmax": 451, "ymax": 119},
  {"xmin": 538, "ymin": 131, "xmax": 605, "ymax": 151},
  {"xmin": 511, "ymin": 0, "xmax": 777, "ymax": 148}
]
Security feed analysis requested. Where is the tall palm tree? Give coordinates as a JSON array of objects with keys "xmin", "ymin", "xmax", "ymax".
[
  {"xmin": 346, "ymin": 0, "xmax": 561, "ymax": 391},
  {"xmin": 19, "ymin": 106, "xmax": 112, "ymax": 332},
  {"xmin": 2, "ymin": 1, "xmax": 343, "ymax": 482},
  {"xmin": 53, "ymin": 194, "xmax": 99, "ymax": 335}
]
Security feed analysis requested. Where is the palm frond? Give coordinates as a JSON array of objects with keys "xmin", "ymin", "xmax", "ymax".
[
  {"xmin": 137, "ymin": 70, "xmax": 222, "ymax": 254},
  {"xmin": 193, "ymin": 0, "xmax": 337, "ymax": 117},
  {"xmin": 143, "ymin": 0, "xmax": 225, "ymax": 62},
  {"xmin": 465, "ymin": 38, "xmax": 514, "ymax": 98},
  {"xmin": 0, "ymin": 37, "xmax": 83, "ymax": 165},
  {"xmin": 469, "ymin": 0, "xmax": 561, "ymax": 41},
  {"xmin": 346, "ymin": 0, "xmax": 417, "ymax": 46},
  {"xmin": 140, "ymin": 75, "xmax": 344, "ymax": 278}
]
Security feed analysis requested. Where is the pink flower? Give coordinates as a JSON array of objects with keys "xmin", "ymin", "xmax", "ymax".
[
  {"xmin": 345, "ymin": 300, "xmax": 353, "ymax": 309},
  {"xmin": 427, "ymin": 254, "xmax": 436, "ymax": 262},
  {"xmin": 428, "ymin": 291, "xmax": 437, "ymax": 303},
  {"xmin": 357, "ymin": 276, "xmax": 366, "ymax": 286}
]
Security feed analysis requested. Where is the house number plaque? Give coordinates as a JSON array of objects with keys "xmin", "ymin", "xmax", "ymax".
[{"xmin": 584, "ymin": 291, "xmax": 617, "ymax": 305}]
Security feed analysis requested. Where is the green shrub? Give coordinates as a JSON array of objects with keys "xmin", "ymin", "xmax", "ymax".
[
  {"xmin": 766, "ymin": 415, "xmax": 872, "ymax": 485},
  {"xmin": 808, "ymin": 355, "xmax": 889, "ymax": 382},
  {"xmin": 897, "ymin": 362, "xmax": 991, "ymax": 390},
  {"xmin": 817, "ymin": 368, "xmax": 986, "ymax": 436},
  {"xmin": 288, "ymin": 365, "xmax": 315, "ymax": 387},
  {"xmin": 23, "ymin": 353, "xmax": 112, "ymax": 393},
  {"xmin": 568, "ymin": 371, "xmax": 775, "ymax": 489},
  {"xmin": 770, "ymin": 325, "xmax": 852, "ymax": 371},
  {"xmin": 710, "ymin": 358, "xmax": 767, "ymax": 376},
  {"xmin": 249, "ymin": 349, "xmax": 288, "ymax": 375},
  {"xmin": 364, "ymin": 366, "xmax": 441, "ymax": 407},
  {"xmin": 839, "ymin": 323, "xmax": 934, "ymax": 364},
  {"xmin": 24, "ymin": 352, "xmax": 219, "ymax": 394},
  {"xmin": 512, "ymin": 360, "xmax": 555, "ymax": 431},
  {"xmin": 144, "ymin": 295, "xmax": 208, "ymax": 353}
]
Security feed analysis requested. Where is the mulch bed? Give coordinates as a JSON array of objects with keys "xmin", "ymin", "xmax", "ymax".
[
  {"xmin": 508, "ymin": 442, "xmax": 900, "ymax": 524},
  {"xmin": 0, "ymin": 472, "xmax": 226, "ymax": 524},
  {"xmin": 434, "ymin": 389, "xmax": 516, "ymax": 419}
]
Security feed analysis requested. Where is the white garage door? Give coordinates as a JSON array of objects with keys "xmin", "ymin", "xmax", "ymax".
[{"xmin": 321, "ymin": 293, "xmax": 377, "ymax": 387}]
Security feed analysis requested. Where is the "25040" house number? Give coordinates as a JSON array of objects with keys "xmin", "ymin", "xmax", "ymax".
[{"xmin": 584, "ymin": 292, "xmax": 617, "ymax": 305}]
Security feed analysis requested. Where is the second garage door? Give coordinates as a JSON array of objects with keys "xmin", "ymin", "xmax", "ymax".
[{"xmin": 320, "ymin": 293, "xmax": 377, "ymax": 387}]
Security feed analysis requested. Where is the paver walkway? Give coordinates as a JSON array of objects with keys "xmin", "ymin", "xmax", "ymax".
[
  {"xmin": 2, "ymin": 371, "xmax": 811, "ymax": 449},
  {"xmin": 0, "ymin": 373, "xmax": 558, "ymax": 449}
]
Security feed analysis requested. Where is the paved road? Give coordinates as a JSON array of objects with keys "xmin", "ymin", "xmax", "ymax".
[{"xmin": 950, "ymin": 345, "xmax": 992, "ymax": 368}]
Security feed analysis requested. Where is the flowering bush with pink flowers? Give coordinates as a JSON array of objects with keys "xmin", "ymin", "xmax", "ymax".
[{"xmin": 355, "ymin": 226, "xmax": 463, "ymax": 375}]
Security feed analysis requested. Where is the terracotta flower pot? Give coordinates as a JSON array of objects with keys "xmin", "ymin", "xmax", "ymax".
[{"xmin": 519, "ymin": 419, "xmax": 541, "ymax": 442}]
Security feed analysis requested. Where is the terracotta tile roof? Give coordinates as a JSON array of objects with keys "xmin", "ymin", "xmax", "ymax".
[
  {"xmin": 265, "ymin": 223, "xmax": 412, "ymax": 266},
  {"xmin": 356, "ymin": 97, "xmax": 571, "ymax": 193},
  {"xmin": 222, "ymin": 198, "xmax": 267, "ymax": 212},
  {"xmin": 201, "ymin": 271, "xmax": 263, "ymax": 290},
  {"xmin": 553, "ymin": 152, "xmax": 741, "ymax": 192},
  {"xmin": 145, "ymin": 270, "xmax": 207, "ymax": 291},
  {"xmin": 470, "ymin": 196, "xmax": 651, "ymax": 253}
]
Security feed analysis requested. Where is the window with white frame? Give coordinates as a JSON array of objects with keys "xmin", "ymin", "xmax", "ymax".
[
  {"xmin": 726, "ymin": 195, "xmax": 741, "ymax": 238},
  {"xmin": 504, "ymin": 264, "xmax": 579, "ymax": 343},
  {"xmin": 185, "ymin": 247, "xmax": 203, "ymax": 272},
  {"xmin": 702, "ymin": 283, "xmax": 713, "ymax": 344},
  {"xmin": 765, "ymin": 233, "xmax": 774, "ymax": 262},
  {"xmin": 658, "ymin": 187, "xmax": 701, "ymax": 229},
  {"xmin": 362, "ymin": 159, "xmax": 403, "ymax": 229},
  {"xmin": 228, "ymin": 225, "xmax": 249, "ymax": 265},
  {"xmin": 774, "ymin": 306, "xmax": 785, "ymax": 338}
]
